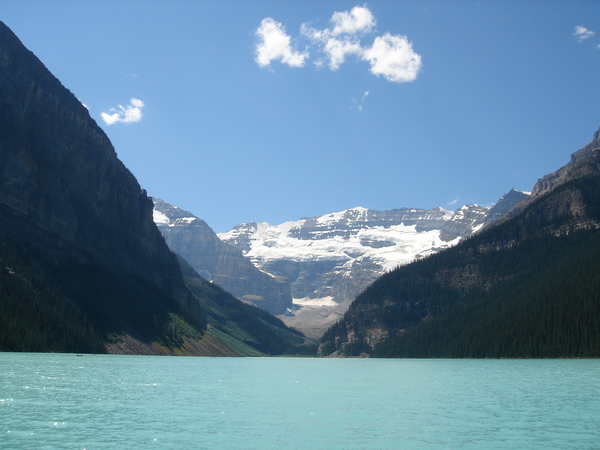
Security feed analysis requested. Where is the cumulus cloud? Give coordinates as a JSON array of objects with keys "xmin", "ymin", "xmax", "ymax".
[
  {"xmin": 101, "ymin": 98, "xmax": 145, "ymax": 125},
  {"xmin": 301, "ymin": 6, "xmax": 377, "ymax": 71},
  {"xmin": 573, "ymin": 25, "xmax": 595, "ymax": 42},
  {"xmin": 322, "ymin": 38, "xmax": 364, "ymax": 70},
  {"xmin": 330, "ymin": 5, "xmax": 375, "ymax": 36},
  {"xmin": 255, "ymin": 5, "xmax": 421, "ymax": 84},
  {"xmin": 362, "ymin": 33, "xmax": 422, "ymax": 83},
  {"xmin": 255, "ymin": 18, "xmax": 308, "ymax": 68}
]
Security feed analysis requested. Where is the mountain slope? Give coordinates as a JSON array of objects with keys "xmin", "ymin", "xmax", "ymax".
[
  {"xmin": 0, "ymin": 21, "xmax": 311, "ymax": 357},
  {"xmin": 0, "ymin": 20, "xmax": 211, "ymax": 354},
  {"xmin": 504, "ymin": 128, "xmax": 600, "ymax": 221},
  {"xmin": 218, "ymin": 197, "xmax": 526, "ymax": 338},
  {"xmin": 153, "ymin": 199, "xmax": 293, "ymax": 315},
  {"xmin": 176, "ymin": 256, "xmax": 308, "ymax": 355},
  {"xmin": 319, "ymin": 129, "xmax": 600, "ymax": 358}
]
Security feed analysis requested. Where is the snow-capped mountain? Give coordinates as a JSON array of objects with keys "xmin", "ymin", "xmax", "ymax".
[
  {"xmin": 218, "ymin": 192, "xmax": 527, "ymax": 338},
  {"xmin": 153, "ymin": 199, "xmax": 293, "ymax": 315}
]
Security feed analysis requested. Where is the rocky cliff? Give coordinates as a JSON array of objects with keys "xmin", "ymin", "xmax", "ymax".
[
  {"xmin": 506, "ymin": 128, "xmax": 600, "ymax": 218},
  {"xmin": 0, "ymin": 21, "xmax": 203, "ymax": 352},
  {"xmin": 219, "ymin": 198, "xmax": 525, "ymax": 338},
  {"xmin": 318, "ymin": 127, "xmax": 600, "ymax": 358},
  {"xmin": 153, "ymin": 199, "xmax": 293, "ymax": 315}
]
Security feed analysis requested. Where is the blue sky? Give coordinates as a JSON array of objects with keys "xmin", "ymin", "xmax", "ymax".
[{"xmin": 3, "ymin": 1, "xmax": 600, "ymax": 232}]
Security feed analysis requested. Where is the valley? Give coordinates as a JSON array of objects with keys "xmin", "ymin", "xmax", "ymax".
[{"xmin": 156, "ymin": 191, "xmax": 527, "ymax": 338}]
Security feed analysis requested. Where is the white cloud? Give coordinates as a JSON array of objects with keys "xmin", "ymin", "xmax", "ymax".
[
  {"xmin": 301, "ymin": 6, "xmax": 374, "ymax": 71},
  {"xmin": 101, "ymin": 98, "xmax": 145, "ymax": 125},
  {"xmin": 351, "ymin": 90, "xmax": 370, "ymax": 111},
  {"xmin": 447, "ymin": 197, "xmax": 459, "ymax": 206},
  {"xmin": 257, "ymin": 5, "xmax": 421, "ymax": 84},
  {"xmin": 362, "ymin": 33, "xmax": 422, "ymax": 83},
  {"xmin": 573, "ymin": 25, "xmax": 595, "ymax": 42},
  {"xmin": 330, "ymin": 6, "xmax": 376, "ymax": 36},
  {"xmin": 255, "ymin": 18, "xmax": 308, "ymax": 68},
  {"xmin": 323, "ymin": 38, "xmax": 363, "ymax": 70}
]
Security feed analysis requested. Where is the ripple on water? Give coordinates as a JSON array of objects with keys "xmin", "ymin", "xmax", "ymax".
[{"xmin": 1, "ymin": 355, "xmax": 599, "ymax": 449}]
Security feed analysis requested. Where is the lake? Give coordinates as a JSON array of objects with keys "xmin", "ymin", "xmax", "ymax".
[{"xmin": 1, "ymin": 353, "xmax": 599, "ymax": 449}]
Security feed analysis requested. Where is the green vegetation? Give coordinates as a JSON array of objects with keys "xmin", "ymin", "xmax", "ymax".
[
  {"xmin": 178, "ymin": 256, "xmax": 311, "ymax": 356},
  {"xmin": 0, "ymin": 235, "xmax": 207, "ymax": 354},
  {"xmin": 373, "ymin": 230, "xmax": 600, "ymax": 358},
  {"xmin": 59, "ymin": 252, "xmax": 206, "ymax": 346},
  {"xmin": 0, "ymin": 234, "xmax": 312, "ymax": 356},
  {"xmin": 322, "ymin": 175, "xmax": 600, "ymax": 358},
  {"xmin": 0, "ymin": 243, "xmax": 104, "ymax": 353}
]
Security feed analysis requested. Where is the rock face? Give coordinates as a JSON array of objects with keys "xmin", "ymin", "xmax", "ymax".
[
  {"xmin": 533, "ymin": 128, "xmax": 600, "ymax": 196},
  {"xmin": 0, "ymin": 21, "xmax": 200, "ymax": 348},
  {"xmin": 507, "ymin": 128, "xmax": 600, "ymax": 218},
  {"xmin": 218, "ymin": 200, "xmax": 525, "ymax": 338},
  {"xmin": 318, "ymin": 127, "xmax": 600, "ymax": 358},
  {"xmin": 480, "ymin": 188, "xmax": 530, "ymax": 225},
  {"xmin": 153, "ymin": 199, "xmax": 293, "ymax": 315}
]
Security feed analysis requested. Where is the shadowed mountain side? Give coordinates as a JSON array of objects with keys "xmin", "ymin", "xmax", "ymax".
[
  {"xmin": 175, "ymin": 256, "xmax": 310, "ymax": 356},
  {"xmin": 0, "ymin": 20, "xmax": 212, "ymax": 353},
  {"xmin": 319, "ymin": 128, "xmax": 600, "ymax": 358},
  {"xmin": 153, "ymin": 199, "xmax": 293, "ymax": 315},
  {"xmin": 505, "ymin": 128, "xmax": 600, "ymax": 219}
]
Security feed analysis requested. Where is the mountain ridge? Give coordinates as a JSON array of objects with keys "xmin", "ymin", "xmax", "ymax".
[
  {"xmin": 0, "ymin": 20, "xmax": 306, "ymax": 356},
  {"xmin": 215, "ymin": 192, "xmax": 526, "ymax": 338},
  {"xmin": 153, "ymin": 198, "xmax": 293, "ymax": 315},
  {"xmin": 318, "ymin": 127, "xmax": 600, "ymax": 358}
]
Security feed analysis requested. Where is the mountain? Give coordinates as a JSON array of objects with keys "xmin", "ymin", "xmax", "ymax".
[
  {"xmin": 0, "ymin": 21, "xmax": 306, "ymax": 356},
  {"xmin": 153, "ymin": 199, "xmax": 293, "ymax": 315},
  {"xmin": 319, "ymin": 128, "xmax": 600, "ymax": 358},
  {"xmin": 218, "ymin": 197, "xmax": 526, "ymax": 338},
  {"xmin": 0, "ymin": 20, "xmax": 205, "ymax": 354},
  {"xmin": 176, "ymin": 255, "xmax": 307, "ymax": 355},
  {"xmin": 480, "ymin": 188, "xmax": 531, "ymax": 225},
  {"xmin": 505, "ymin": 128, "xmax": 600, "ymax": 219}
]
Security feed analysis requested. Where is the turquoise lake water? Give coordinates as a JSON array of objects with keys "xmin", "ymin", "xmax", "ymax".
[{"xmin": 1, "ymin": 353, "xmax": 599, "ymax": 449}]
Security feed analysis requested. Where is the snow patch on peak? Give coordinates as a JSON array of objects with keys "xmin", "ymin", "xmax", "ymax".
[
  {"xmin": 439, "ymin": 208, "xmax": 454, "ymax": 220},
  {"xmin": 294, "ymin": 296, "xmax": 337, "ymax": 307},
  {"xmin": 173, "ymin": 216, "xmax": 197, "ymax": 226},
  {"xmin": 514, "ymin": 189, "xmax": 532, "ymax": 196},
  {"xmin": 153, "ymin": 209, "xmax": 171, "ymax": 226},
  {"xmin": 315, "ymin": 206, "xmax": 369, "ymax": 226},
  {"xmin": 152, "ymin": 199, "xmax": 202, "ymax": 228}
]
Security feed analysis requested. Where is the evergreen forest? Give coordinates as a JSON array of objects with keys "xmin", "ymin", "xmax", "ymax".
[{"xmin": 320, "ymin": 175, "xmax": 600, "ymax": 358}]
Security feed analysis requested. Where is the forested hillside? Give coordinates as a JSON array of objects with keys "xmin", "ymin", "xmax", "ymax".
[
  {"xmin": 0, "ymin": 21, "xmax": 309, "ymax": 356},
  {"xmin": 177, "ymin": 257, "xmax": 311, "ymax": 356},
  {"xmin": 320, "ymin": 173, "xmax": 600, "ymax": 358}
]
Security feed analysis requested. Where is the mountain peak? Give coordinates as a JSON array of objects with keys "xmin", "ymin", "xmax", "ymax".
[
  {"xmin": 533, "ymin": 127, "xmax": 600, "ymax": 197},
  {"xmin": 504, "ymin": 127, "xmax": 600, "ymax": 219},
  {"xmin": 153, "ymin": 199, "xmax": 293, "ymax": 315},
  {"xmin": 0, "ymin": 20, "xmax": 202, "ymax": 352}
]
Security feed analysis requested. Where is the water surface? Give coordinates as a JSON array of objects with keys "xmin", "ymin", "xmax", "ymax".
[{"xmin": 1, "ymin": 353, "xmax": 599, "ymax": 449}]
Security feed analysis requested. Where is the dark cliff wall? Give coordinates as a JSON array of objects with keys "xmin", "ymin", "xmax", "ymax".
[
  {"xmin": 506, "ymin": 128, "xmax": 600, "ymax": 219},
  {"xmin": 0, "ymin": 21, "xmax": 201, "ymax": 348},
  {"xmin": 319, "ymin": 132, "xmax": 600, "ymax": 358},
  {"xmin": 0, "ymin": 21, "xmax": 190, "ymax": 301}
]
